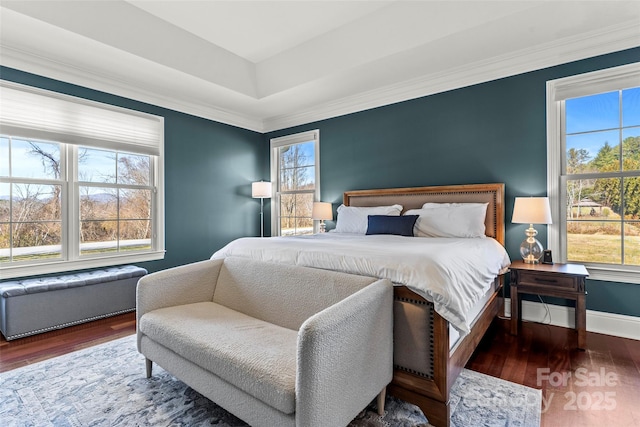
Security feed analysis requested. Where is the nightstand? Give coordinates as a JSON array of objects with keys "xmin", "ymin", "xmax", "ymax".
[{"xmin": 509, "ymin": 260, "xmax": 589, "ymax": 350}]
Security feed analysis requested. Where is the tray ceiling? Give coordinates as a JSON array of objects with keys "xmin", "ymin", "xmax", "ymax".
[{"xmin": 1, "ymin": 1, "xmax": 639, "ymax": 132}]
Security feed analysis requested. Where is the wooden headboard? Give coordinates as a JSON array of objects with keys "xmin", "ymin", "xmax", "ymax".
[{"xmin": 343, "ymin": 183, "xmax": 505, "ymax": 245}]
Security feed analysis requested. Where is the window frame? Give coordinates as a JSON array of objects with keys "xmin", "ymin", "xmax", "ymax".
[
  {"xmin": 73, "ymin": 145, "xmax": 157, "ymax": 259},
  {"xmin": 270, "ymin": 130, "xmax": 320, "ymax": 237},
  {"xmin": 546, "ymin": 62, "xmax": 640, "ymax": 284},
  {"xmin": 0, "ymin": 83, "xmax": 164, "ymax": 279}
]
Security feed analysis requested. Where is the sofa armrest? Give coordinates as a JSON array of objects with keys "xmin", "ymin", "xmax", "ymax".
[
  {"xmin": 136, "ymin": 259, "xmax": 224, "ymax": 348},
  {"xmin": 295, "ymin": 278, "xmax": 393, "ymax": 427}
]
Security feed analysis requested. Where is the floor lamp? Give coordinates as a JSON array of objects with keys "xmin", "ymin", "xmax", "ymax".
[{"xmin": 252, "ymin": 181, "xmax": 272, "ymax": 237}]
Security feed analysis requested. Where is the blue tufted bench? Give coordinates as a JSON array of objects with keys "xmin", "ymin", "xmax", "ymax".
[{"xmin": 0, "ymin": 265, "xmax": 147, "ymax": 340}]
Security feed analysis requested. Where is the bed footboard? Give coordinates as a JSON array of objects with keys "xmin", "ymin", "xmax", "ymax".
[{"xmin": 388, "ymin": 283, "xmax": 502, "ymax": 427}]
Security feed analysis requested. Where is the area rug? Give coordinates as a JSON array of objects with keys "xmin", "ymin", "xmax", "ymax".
[{"xmin": 1, "ymin": 335, "xmax": 541, "ymax": 426}]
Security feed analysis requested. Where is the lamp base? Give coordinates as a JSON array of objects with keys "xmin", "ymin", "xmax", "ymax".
[
  {"xmin": 520, "ymin": 224, "xmax": 544, "ymax": 264},
  {"xmin": 522, "ymin": 253, "xmax": 541, "ymax": 264},
  {"xmin": 319, "ymin": 220, "xmax": 327, "ymax": 233}
]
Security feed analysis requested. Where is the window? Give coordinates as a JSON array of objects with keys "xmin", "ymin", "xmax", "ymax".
[
  {"xmin": 270, "ymin": 130, "xmax": 320, "ymax": 236},
  {"xmin": 1, "ymin": 138, "xmax": 63, "ymax": 262},
  {"xmin": 547, "ymin": 62, "xmax": 640, "ymax": 283},
  {"xmin": 0, "ymin": 81, "xmax": 164, "ymax": 278},
  {"xmin": 78, "ymin": 147, "xmax": 154, "ymax": 256}
]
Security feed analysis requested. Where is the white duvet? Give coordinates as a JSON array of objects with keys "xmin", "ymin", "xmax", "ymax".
[{"xmin": 211, "ymin": 233, "xmax": 511, "ymax": 335}]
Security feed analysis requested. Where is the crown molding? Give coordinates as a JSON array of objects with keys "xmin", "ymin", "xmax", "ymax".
[
  {"xmin": 0, "ymin": 45, "xmax": 264, "ymax": 133},
  {"xmin": 263, "ymin": 21, "xmax": 640, "ymax": 132},
  {"xmin": 1, "ymin": 20, "xmax": 638, "ymax": 134}
]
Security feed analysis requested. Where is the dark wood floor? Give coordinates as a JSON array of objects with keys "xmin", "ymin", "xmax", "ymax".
[
  {"xmin": 1, "ymin": 314, "xmax": 639, "ymax": 426},
  {"xmin": 0, "ymin": 312, "xmax": 136, "ymax": 372},
  {"xmin": 466, "ymin": 318, "xmax": 640, "ymax": 427}
]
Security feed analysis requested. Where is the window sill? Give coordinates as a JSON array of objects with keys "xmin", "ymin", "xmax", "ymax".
[
  {"xmin": 0, "ymin": 250, "xmax": 165, "ymax": 280},
  {"xmin": 581, "ymin": 264, "xmax": 640, "ymax": 284}
]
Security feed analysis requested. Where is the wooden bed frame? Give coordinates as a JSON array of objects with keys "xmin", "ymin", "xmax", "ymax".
[{"xmin": 343, "ymin": 183, "xmax": 505, "ymax": 427}]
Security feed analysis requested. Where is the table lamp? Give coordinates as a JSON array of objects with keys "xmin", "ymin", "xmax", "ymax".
[
  {"xmin": 311, "ymin": 202, "xmax": 332, "ymax": 233},
  {"xmin": 512, "ymin": 197, "xmax": 552, "ymax": 264}
]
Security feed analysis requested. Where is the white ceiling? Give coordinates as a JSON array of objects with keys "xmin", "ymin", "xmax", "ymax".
[{"xmin": 1, "ymin": 1, "xmax": 639, "ymax": 132}]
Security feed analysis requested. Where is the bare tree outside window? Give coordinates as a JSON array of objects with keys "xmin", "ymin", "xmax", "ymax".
[
  {"xmin": 79, "ymin": 148, "xmax": 152, "ymax": 255},
  {"xmin": 274, "ymin": 137, "xmax": 317, "ymax": 236},
  {"xmin": 1, "ymin": 137, "xmax": 154, "ymax": 262},
  {"xmin": 0, "ymin": 138, "xmax": 63, "ymax": 261}
]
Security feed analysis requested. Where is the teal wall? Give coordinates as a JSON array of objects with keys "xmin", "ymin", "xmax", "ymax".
[
  {"xmin": 1, "ymin": 66, "xmax": 266, "ymax": 274},
  {"xmin": 265, "ymin": 47, "xmax": 640, "ymax": 317},
  {"xmin": 3, "ymin": 46, "xmax": 639, "ymax": 317}
]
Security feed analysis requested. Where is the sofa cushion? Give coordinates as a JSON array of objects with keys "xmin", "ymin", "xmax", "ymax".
[
  {"xmin": 213, "ymin": 257, "xmax": 377, "ymax": 330},
  {"xmin": 139, "ymin": 301, "xmax": 297, "ymax": 414}
]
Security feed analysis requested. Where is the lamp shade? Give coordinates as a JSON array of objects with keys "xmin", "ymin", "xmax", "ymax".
[
  {"xmin": 312, "ymin": 202, "xmax": 333, "ymax": 220},
  {"xmin": 512, "ymin": 197, "xmax": 552, "ymax": 225},
  {"xmin": 251, "ymin": 181, "xmax": 272, "ymax": 199}
]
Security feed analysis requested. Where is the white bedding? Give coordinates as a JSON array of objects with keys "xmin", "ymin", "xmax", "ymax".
[{"xmin": 211, "ymin": 233, "xmax": 510, "ymax": 335}]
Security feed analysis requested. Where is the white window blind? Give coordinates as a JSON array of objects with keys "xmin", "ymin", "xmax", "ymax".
[{"xmin": 0, "ymin": 81, "xmax": 162, "ymax": 155}]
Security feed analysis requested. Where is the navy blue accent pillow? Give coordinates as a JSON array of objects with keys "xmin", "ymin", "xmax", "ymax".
[{"xmin": 366, "ymin": 215, "xmax": 418, "ymax": 237}]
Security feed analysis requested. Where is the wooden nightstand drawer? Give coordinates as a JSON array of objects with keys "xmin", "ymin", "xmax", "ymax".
[
  {"xmin": 517, "ymin": 271, "xmax": 577, "ymax": 290},
  {"xmin": 509, "ymin": 260, "xmax": 589, "ymax": 350}
]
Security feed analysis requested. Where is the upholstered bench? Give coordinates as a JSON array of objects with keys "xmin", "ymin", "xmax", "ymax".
[
  {"xmin": 0, "ymin": 265, "xmax": 147, "ymax": 340},
  {"xmin": 138, "ymin": 257, "xmax": 393, "ymax": 427}
]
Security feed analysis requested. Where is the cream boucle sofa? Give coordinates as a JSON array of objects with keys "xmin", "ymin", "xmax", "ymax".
[{"xmin": 136, "ymin": 256, "xmax": 393, "ymax": 427}]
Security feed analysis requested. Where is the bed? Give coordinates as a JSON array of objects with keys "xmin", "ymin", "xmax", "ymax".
[{"xmin": 212, "ymin": 183, "xmax": 508, "ymax": 427}]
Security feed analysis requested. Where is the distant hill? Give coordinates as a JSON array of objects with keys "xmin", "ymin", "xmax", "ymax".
[{"xmin": 80, "ymin": 193, "xmax": 116, "ymax": 204}]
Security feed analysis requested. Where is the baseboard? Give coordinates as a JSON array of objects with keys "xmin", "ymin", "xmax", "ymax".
[{"xmin": 504, "ymin": 298, "xmax": 640, "ymax": 341}]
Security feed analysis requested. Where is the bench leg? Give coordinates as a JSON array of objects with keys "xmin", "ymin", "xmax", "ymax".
[
  {"xmin": 145, "ymin": 358, "xmax": 153, "ymax": 378},
  {"xmin": 377, "ymin": 387, "xmax": 387, "ymax": 415}
]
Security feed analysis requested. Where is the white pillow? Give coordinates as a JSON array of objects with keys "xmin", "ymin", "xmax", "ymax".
[
  {"xmin": 405, "ymin": 202, "xmax": 488, "ymax": 238},
  {"xmin": 421, "ymin": 202, "xmax": 486, "ymax": 209},
  {"xmin": 334, "ymin": 204, "xmax": 403, "ymax": 234}
]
